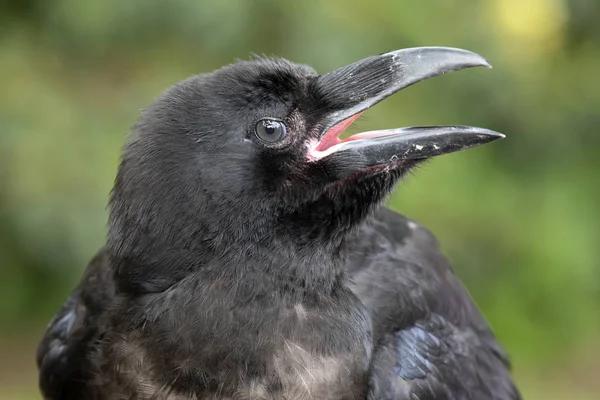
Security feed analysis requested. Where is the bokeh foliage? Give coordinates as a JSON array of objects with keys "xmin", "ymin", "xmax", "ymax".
[{"xmin": 1, "ymin": 0, "xmax": 599, "ymax": 398}]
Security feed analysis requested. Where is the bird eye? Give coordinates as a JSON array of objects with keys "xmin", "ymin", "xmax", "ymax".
[{"xmin": 255, "ymin": 119, "xmax": 287, "ymax": 143}]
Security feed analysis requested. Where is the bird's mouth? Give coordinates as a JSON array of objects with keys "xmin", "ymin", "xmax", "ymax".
[{"xmin": 308, "ymin": 47, "xmax": 504, "ymax": 165}]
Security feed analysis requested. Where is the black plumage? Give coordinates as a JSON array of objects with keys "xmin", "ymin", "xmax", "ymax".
[{"xmin": 38, "ymin": 47, "xmax": 520, "ymax": 399}]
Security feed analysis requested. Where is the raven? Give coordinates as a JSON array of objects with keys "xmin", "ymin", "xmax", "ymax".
[{"xmin": 38, "ymin": 47, "xmax": 520, "ymax": 400}]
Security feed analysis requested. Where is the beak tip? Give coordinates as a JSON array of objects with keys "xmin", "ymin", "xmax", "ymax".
[
  {"xmin": 483, "ymin": 129, "xmax": 505, "ymax": 141},
  {"xmin": 442, "ymin": 47, "xmax": 491, "ymax": 69},
  {"xmin": 466, "ymin": 51, "xmax": 491, "ymax": 69}
]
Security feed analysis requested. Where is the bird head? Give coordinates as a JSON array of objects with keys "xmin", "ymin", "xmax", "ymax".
[{"xmin": 108, "ymin": 47, "xmax": 503, "ymax": 292}]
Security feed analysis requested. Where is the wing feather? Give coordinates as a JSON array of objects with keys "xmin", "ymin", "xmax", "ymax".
[
  {"xmin": 347, "ymin": 208, "xmax": 520, "ymax": 400},
  {"xmin": 37, "ymin": 248, "xmax": 114, "ymax": 400}
]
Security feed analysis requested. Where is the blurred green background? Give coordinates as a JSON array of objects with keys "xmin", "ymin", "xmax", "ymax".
[{"xmin": 1, "ymin": 0, "xmax": 598, "ymax": 399}]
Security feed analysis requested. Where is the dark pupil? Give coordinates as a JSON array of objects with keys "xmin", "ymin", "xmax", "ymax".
[
  {"xmin": 264, "ymin": 122, "xmax": 276, "ymax": 135},
  {"xmin": 256, "ymin": 119, "xmax": 285, "ymax": 143}
]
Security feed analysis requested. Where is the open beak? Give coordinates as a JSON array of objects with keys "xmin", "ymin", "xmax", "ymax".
[{"xmin": 309, "ymin": 47, "xmax": 504, "ymax": 165}]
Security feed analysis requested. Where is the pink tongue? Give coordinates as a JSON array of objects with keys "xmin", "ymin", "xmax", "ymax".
[{"xmin": 315, "ymin": 113, "xmax": 363, "ymax": 151}]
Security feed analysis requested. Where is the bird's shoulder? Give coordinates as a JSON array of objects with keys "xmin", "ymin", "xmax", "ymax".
[
  {"xmin": 346, "ymin": 207, "xmax": 520, "ymax": 399},
  {"xmin": 367, "ymin": 312, "xmax": 520, "ymax": 400},
  {"xmin": 347, "ymin": 206, "xmax": 493, "ymax": 335},
  {"xmin": 37, "ymin": 247, "xmax": 115, "ymax": 400}
]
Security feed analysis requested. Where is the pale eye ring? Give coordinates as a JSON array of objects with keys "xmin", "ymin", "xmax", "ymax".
[{"xmin": 255, "ymin": 119, "xmax": 287, "ymax": 143}]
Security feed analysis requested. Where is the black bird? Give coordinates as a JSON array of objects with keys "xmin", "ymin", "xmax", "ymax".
[{"xmin": 38, "ymin": 47, "xmax": 520, "ymax": 400}]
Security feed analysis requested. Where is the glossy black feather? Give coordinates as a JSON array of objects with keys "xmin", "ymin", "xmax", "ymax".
[
  {"xmin": 37, "ymin": 249, "xmax": 114, "ymax": 400},
  {"xmin": 347, "ymin": 208, "xmax": 520, "ymax": 400},
  {"xmin": 38, "ymin": 209, "xmax": 520, "ymax": 400},
  {"xmin": 37, "ymin": 55, "xmax": 520, "ymax": 400}
]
